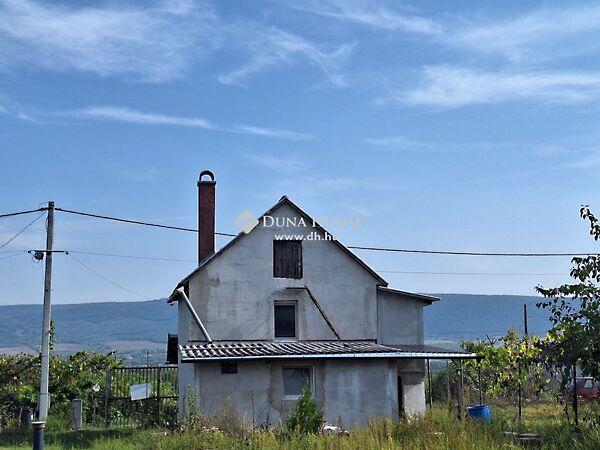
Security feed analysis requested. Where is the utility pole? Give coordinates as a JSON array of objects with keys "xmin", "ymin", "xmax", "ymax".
[
  {"xmin": 524, "ymin": 304, "xmax": 528, "ymax": 337},
  {"xmin": 518, "ymin": 303, "xmax": 528, "ymax": 421},
  {"xmin": 38, "ymin": 201, "xmax": 54, "ymax": 421}
]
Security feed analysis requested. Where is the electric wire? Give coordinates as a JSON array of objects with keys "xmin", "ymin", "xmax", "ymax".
[
  {"xmin": 345, "ymin": 246, "xmax": 599, "ymax": 257},
  {"xmin": 0, "ymin": 207, "xmax": 46, "ymax": 220},
  {"xmin": 0, "ymin": 252, "xmax": 26, "ymax": 262},
  {"xmin": 58, "ymin": 249, "xmax": 573, "ymax": 277},
  {"xmin": 378, "ymin": 270, "xmax": 567, "ymax": 276},
  {"xmin": 68, "ymin": 250, "xmax": 196, "ymax": 263},
  {"xmin": 55, "ymin": 207, "xmax": 236, "ymax": 237},
  {"xmin": 67, "ymin": 253, "xmax": 151, "ymax": 300},
  {"xmin": 0, "ymin": 212, "xmax": 46, "ymax": 250},
  {"xmin": 52, "ymin": 207, "xmax": 599, "ymax": 257}
]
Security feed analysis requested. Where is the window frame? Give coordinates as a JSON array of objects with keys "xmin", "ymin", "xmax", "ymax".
[
  {"xmin": 282, "ymin": 365, "xmax": 313, "ymax": 400},
  {"xmin": 274, "ymin": 300, "xmax": 298, "ymax": 341},
  {"xmin": 273, "ymin": 239, "xmax": 303, "ymax": 279}
]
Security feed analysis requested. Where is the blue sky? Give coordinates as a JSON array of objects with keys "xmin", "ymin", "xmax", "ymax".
[{"xmin": 1, "ymin": 0, "xmax": 600, "ymax": 305}]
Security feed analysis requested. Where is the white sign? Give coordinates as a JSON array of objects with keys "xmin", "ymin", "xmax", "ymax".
[{"xmin": 130, "ymin": 383, "xmax": 152, "ymax": 401}]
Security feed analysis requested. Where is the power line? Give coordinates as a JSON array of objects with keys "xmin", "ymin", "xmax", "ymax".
[
  {"xmin": 378, "ymin": 270, "xmax": 566, "ymax": 276},
  {"xmin": 68, "ymin": 250, "xmax": 196, "ymax": 263},
  {"xmin": 0, "ymin": 207, "xmax": 46, "ymax": 220},
  {"xmin": 67, "ymin": 253, "xmax": 150, "ymax": 300},
  {"xmin": 48, "ymin": 205, "xmax": 600, "ymax": 257},
  {"xmin": 59, "ymin": 249, "xmax": 572, "ymax": 277},
  {"xmin": 0, "ymin": 212, "xmax": 46, "ymax": 250},
  {"xmin": 55, "ymin": 207, "xmax": 236, "ymax": 237},
  {"xmin": 346, "ymin": 245, "xmax": 599, "ymax": 257},
  {"xmin": 0, "ymin": 252, "xmax": 27, "ymax": 262}
]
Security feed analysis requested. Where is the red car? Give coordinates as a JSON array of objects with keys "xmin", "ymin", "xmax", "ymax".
[{"xmin": 567, "ymin": 377, "xmax": 600, "ymax": 401}]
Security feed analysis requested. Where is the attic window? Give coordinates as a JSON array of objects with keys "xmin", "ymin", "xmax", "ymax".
[{"xmin": 273, "ymin": 240, "xmax": 302, "ymax": 279}]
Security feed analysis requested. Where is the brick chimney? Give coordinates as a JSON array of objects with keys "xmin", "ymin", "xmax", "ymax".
[{"xmin": 198, "ymin": 170, "xmax": 216, "ymax": 263}]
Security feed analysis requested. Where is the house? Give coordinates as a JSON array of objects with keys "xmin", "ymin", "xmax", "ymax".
[{"xmin": 168, "ymin": 171, "xmax": 474, "ymax": 428}]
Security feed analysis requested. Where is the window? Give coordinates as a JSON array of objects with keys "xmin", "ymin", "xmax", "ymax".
[
  {"xmin": 273, "ymin": 240, "xmax": 302, "ymax": 279},
  {"xmin": 274, "ymin": 303, "xmax": 296, "ymax": 339},
  {"xmin": 221, "ymin": 362, "xmax": 237, "ymax": 374},
  {"xmin": 283, "ymin": 367, "xmax": 311, "ymax": 398}
]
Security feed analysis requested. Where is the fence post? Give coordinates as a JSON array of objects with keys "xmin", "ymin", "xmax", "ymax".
[
  {"xmin": 104, "ymin": 368, "xmax": 110, "ymax": 428},
  {"xmin": 156, "ymin": 367, "xmax": 162, "ymax": 426}
]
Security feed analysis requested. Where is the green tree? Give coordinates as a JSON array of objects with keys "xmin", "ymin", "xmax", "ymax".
[
  {"xmin": 286, "ymin": 386, "xmax": 324, "ymax": 434},
  {"xmin": 536, "ymin": 206, "xmax": 600, "ymax": 386},
  {"xmin": 461, "ymin": 329, "xmax": 547, "ymax": 400}
]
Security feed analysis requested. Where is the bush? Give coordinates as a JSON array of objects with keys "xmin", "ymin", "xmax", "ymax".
[{"xmin": 285, "ymin": 386, "xmax": 324, "ymax": 434}]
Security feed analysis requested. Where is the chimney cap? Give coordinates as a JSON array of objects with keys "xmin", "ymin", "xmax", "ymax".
[{"xmin": 198, "ymin": 170, "xmax": 216, "ymax": 185}]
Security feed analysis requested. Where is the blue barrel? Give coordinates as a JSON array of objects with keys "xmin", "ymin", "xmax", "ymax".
[{"xmin": 467, "ymin": 405, "xmax": 491, "ymax": 423}]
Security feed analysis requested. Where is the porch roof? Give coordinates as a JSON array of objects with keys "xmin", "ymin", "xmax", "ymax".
[{"xmin": 179, "ymin": 340, "xmax": 477, "ymax": 362}]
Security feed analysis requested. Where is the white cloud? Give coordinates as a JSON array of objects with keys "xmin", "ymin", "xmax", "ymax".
[
  {"xmin": 365, "ymin": 136, "xmax": 434, "ymax": 151},
  {"xmin": 218, "ymin": 26, "xmax": 354, "ymax": 87},
  {"xmin": 294, "ymin": 0, "xmax": 441, "ymax": 34},
  {"xmin": 0, "ymin": 97, "xmax": 36, "ymax": 121},
  {"xmin": 72, "ymin": 106, "xmax": 217, "ymax": 129},
  {"xmin": 385, "ymin": 65, "xmax": 600, "ymax": 108},
  {"xmin": 234, "ymin": 125, "xmax": 314, "ymax": 141},
  {"xmin": 454, "ymin": 5, "xmax": 600, "ymax": 63},
  {"xmin": 0, "ymin": 0, "xmax": 352, "ymax": 86},
  {"xmin": 0, "ymin": 0, "xmax": 220, "ymax": 82},
  {"xmin": 67, "ymin": 106, "xmax": 315, "ymax": 141}
]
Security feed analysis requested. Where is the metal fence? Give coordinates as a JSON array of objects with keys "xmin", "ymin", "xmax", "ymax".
[{"xmin": 104, "ymin": 366, "xmax": 178, "ymax": 428}]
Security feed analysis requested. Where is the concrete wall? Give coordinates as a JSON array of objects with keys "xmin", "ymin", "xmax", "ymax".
[
  {"xmin": 176, "ymin": 199, "xmax": 428, "ymax": 423},
  {"xmin": 397, "ymin": 359, "xmax": 425, "ymax": 416},
  {"xmin": 189, "ymin": 358, "xmax": 401, "ymax": 428},
  {"xmin": 377, "ymin": 290, "xmax": 425, "ymax": 345},
  {"xmin": 187, "ymin": 203, "xmax": 380, "ymax": 342}
]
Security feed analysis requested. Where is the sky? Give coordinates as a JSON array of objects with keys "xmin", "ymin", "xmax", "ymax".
[{"xmin": 1, "ymin": 0, "xmax": 600, "ymax": 305}]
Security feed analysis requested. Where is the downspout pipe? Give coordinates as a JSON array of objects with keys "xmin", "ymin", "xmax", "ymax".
[{"xmin": 169, "ymin": 287, "xmax": 212, "ymax": 343}]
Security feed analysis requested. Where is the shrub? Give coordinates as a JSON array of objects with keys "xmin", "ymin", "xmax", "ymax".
[{"xmin": 285, "ymin": 386, "xmax": 324, "ymax": 434}]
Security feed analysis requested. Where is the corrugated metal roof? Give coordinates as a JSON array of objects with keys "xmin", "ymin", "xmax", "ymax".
[
  {"xmin": 179, "ymin": 341, "xmax": 477, "ymax": 362},
  {"xmin": 377, "ymin": 286, "xmax": 440, "ymax": 304}
]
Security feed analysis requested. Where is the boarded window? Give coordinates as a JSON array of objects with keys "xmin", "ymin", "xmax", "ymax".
[
  {"xmin": 283, "ymin": 367, "xmax": 311, "ymax": 397},
  {"xmin": 273, "ymin": 240, "xmax": 302, "ymax": 279},
  {"xmin": 274, "ymin": 303, "xmax": 296, "ymax": 338}
]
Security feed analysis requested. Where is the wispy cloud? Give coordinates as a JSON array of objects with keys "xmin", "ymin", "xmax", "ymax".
[
  {"xmin": 293, "ymin": 0, "xmax": 441, "ymax": 34},
  {"xmin": 365, "ymin": 135, "xmax": 436, "ymax": 152},
  {"xmin": 383, "ymin": 65, "xmax": 600, "ymax": 108},
  {"xmin": 67, "ymin": 106, "xmax": 315, "ymax": 141},
  {"xmin": 0, "ymin": 97, "xmax": 37, "ymax": 122},
  {"xmin": 0, "ymin": 0, "xmax": 352, "ymax": 87},
  {"xmin": 0, "ymin": 0, "xmax": 220, "ymax": 82},
  {"xmin": 71, "ymin": 106, "xmax": 217, "ymax": 129},
  {"xmin": 454, "ymin": 5, "xmax": 600, "ymax": 63},
  {"xmin": 218, "ymin": 25, "xmax": 354, "ymax": 88},
  {"xmin": 234, "ymin": 125, "xmax": 314, "ymax": 141}
]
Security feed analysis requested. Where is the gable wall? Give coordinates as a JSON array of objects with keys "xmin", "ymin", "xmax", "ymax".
[
  {"xmin": 377, "ymin": 290, "xmax": 424, "ymax": 345},
  {"xmin": 186, "ymin": 203, "xmax": 380, "ymax": 341}
]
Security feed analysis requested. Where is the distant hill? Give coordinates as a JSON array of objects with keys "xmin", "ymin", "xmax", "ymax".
[
  {"xmin": 0, "ymin": 299, "xmax": 176, "ymax": 364},
  {"xmin": 425, "ymin": 294, "xmax": 552, "ymax": 345},
  {"xmin": 0, "ymin": 294, "xmax": 553, "ymax": 361}
]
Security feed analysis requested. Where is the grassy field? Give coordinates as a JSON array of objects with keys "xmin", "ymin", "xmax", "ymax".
[{"xmin": 1, "ymin": 403, "xmax": 599, "ymax": 449}]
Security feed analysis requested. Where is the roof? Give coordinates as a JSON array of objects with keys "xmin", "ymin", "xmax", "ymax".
[
  {"xmin": 179, "ymin": 340, "xmax": 477, "ymax": 362},
  {"xmin": 175, "ymin": 196, "xmax": 387, "ymax": 290},
  {"xmin": 377, "ymin": 286, "xmax": 440, "ymax": 304}
]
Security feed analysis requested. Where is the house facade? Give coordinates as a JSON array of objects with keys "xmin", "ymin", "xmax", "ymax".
[{"xmin": 169, "ymin": 172, "xmax": 472, "ymax": 428}]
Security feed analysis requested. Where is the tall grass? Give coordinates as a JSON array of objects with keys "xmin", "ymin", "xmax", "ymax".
[{"xmin": 1, "ymin": 403, "xmax": 599, "ymax": 449}]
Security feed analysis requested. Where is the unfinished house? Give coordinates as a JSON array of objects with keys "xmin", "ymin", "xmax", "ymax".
[{"xmin": 168, "ymin": 171, "xmax": 473, "ymax": 428}]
